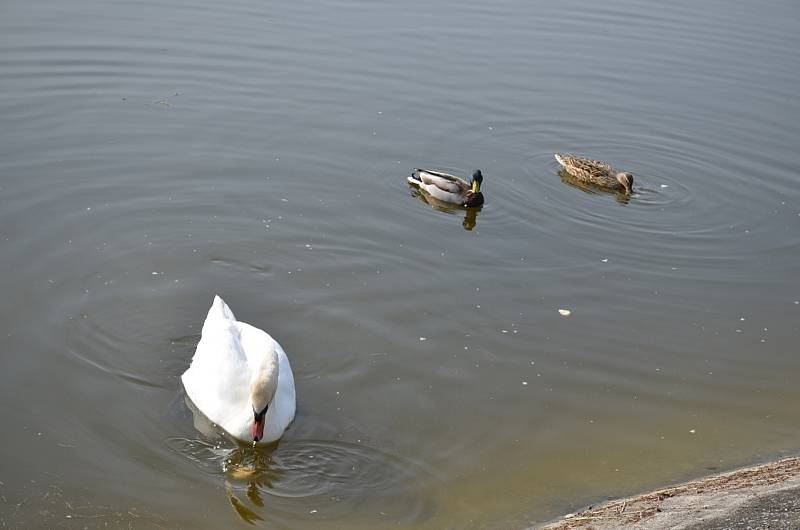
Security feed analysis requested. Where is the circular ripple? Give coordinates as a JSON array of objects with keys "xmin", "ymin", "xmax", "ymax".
[
  {"xmin": 62, "ymin": 287, "xmax": 188, "ymax": 391},
  {"xmin": 497, "ymin": 144, "xmax": 706, "ymax": 238},
  {"xmin": 167, "ymin": 435, "xmax": 436, "ymax": 525}
]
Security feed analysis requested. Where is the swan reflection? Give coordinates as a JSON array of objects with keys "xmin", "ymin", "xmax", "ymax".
[
  {"xmin": 223, "ymin": 446, "xmax": 282, "ymax": 524},
  {"xmin": 183, "ymin": 395, "xmax": 283, "ymax": 522},
  {"xmin": 178, "ymin": 396, "xmax": 434, "ymax": 524}
]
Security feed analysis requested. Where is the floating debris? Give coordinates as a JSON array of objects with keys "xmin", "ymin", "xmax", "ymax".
[
  {"xmin": 419, "ymin": 337, "xmax": 427, "ymax": 342},
  {"xmin": 558, "ymin": 309, "xmax": 571, "ymax": 316}
]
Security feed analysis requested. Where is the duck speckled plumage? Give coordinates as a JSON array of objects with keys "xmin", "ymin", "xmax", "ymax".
[
  {"xmin": 407, "ymin": 169, "xmax": 484, "ymax": 207},
  {"xmin": 554, "ymin": 154, "xmax": 633, "ymax": 194}
]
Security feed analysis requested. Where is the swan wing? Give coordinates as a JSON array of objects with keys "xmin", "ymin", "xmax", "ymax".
[{"xmin": 182, "ymin": 315, "xmax": 250, "ymax": 435}]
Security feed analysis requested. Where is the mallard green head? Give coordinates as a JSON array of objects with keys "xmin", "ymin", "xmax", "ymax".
[
  {"xmin": 471, "ymin": 170, "xmax": 483, "ymax": 193},
  {"xmin": 464, "ymin": 170, "xmax": 484, "ymax": 207}
]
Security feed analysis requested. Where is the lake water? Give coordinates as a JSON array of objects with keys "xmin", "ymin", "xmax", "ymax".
[{"xmin": 1, "ymin": 0, "xmax": 799, "ymax": 528}]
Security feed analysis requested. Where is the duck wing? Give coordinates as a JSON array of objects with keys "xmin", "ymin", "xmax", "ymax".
[
  {"xmin": 555, "ymin": 153, "xmax": 613, "ymax": 179},
  {"xmin": 414, "ymin": 169, "xmax": 470, "ymax": 193}
]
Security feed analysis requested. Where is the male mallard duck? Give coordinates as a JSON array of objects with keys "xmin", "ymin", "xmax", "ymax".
[
  {"xmin": 181, "ymin": 296, "xmax": 296, "ymax": 444},
  {"xmin": 407, "ymin": 169, "xmax": 484, "ymax": 207},
  {"xmin": 554, "ymin": 154, "xmax": 633, "ymax": 194}
]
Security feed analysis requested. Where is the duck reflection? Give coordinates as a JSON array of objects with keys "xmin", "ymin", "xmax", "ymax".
[
  {"xmin": 558, "ymin": 169, "xmax": 632, "ymax": 205},
  {"xmin": 409, "ymin": 187, "xmax": 483, "ymax": 231}
]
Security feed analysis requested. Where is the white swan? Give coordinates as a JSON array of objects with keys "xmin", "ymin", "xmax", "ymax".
[{"xmin": 181, "ymin": 296, "xmax": 296, "ymax": 444}]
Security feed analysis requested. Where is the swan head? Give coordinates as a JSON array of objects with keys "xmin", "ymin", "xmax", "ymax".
[
  {"xmin": 249, "ymin": 348, "xmax": 279, "ymax": 442},
  {"xmin": 616, "ymin": 172, "xmax": 634, "ymax": 194}
]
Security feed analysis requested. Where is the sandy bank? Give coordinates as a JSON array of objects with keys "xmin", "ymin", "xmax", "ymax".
[{"xmin": 536, "ymin": 456, "xmax": 800, "ymax": 530}]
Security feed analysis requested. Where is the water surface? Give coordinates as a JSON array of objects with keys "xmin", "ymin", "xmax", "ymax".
[{"xmin": 1, "ymin": 0, "xmax": 799, "ymax": 528}]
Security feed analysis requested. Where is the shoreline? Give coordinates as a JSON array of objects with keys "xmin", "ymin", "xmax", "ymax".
[{"xmin": 535, "ymin": 456, "xmax": 800, "ymax": 530}]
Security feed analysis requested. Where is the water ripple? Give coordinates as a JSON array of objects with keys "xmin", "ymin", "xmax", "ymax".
[{"xmin": 166, "ymin": 436, "xmax": 437, "ymax": 526}]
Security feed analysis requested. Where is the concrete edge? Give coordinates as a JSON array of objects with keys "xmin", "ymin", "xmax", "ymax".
[{"xmin": 533, "ymin": 456, "xmax": 800, "ymax": 530}]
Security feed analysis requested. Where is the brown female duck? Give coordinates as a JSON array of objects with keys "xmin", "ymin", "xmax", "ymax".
[{"xmin": 554, "ymin": 153, "xmax": 633, "ymax": 194}]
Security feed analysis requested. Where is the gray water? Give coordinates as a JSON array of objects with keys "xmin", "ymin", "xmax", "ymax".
[{"xmin": 1, "ymin": 0, "xmax": 799, "ymax": 528}]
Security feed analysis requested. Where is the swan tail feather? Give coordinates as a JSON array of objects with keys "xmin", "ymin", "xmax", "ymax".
[{"xmin": 208, "ymin": 295, "xmax": 236, "ymax": 322}]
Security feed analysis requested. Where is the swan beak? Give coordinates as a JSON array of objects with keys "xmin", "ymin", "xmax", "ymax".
[{"xmin": 252, "ymin": 416, "xmax": 265, "ymax": 442}]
